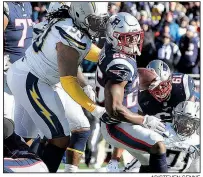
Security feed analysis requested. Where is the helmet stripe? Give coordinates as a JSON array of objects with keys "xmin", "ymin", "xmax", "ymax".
[{"xmin": 91, "ymin": 2, "xmax": 96, "ymax": 12}]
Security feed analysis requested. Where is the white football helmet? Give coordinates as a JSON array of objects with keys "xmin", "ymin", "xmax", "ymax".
[
  {"xmin": 106, "ymin": 12, "xmax": 144, "ymax": 56},
  {"xmin": 69, "ymin": 2, "xmax": 109, "ymax": 37},
  {"xmin": 146, "ymin": 60, "xmax": 172, "ymax": 102},
  {"xmin": 172, "ymin": 101, "xmax": 200, "ymax": 139},
  {"xmin": 47, "ymin": 2, "xmax": 71, "ymax": 13}
]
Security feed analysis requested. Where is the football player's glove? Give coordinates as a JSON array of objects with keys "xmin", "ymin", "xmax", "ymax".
[
  {"xmin": 142, "ymin": 115, "xmax": 166, "ymax": 135},
  {"xmin": 91, "ymin": 105, "xmax": 106, "ymax": 119}
]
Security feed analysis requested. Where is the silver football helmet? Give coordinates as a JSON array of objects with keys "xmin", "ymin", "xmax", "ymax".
[
  {"xmin": 172, "ymin": 101, "xmax": 200, "ymax": 139},
  {"xmin": 47, "ymin": 2, "xmax": 71, "ymax": 13},
  {"xmin": 69, "ymin": 2, "xmax": 109, "ymax": 37},
  {"xmin": 146, "ymin": 60, "xmax": 172, "ymax": 102},
  {"xmin": 106, "ymin": 12, "xmax": 144, "ymax": 56}
]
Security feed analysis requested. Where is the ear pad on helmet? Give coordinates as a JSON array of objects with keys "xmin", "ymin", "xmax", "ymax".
[{"xmin": 4, "ymin": 118, "xmax": 14, "ymax": 139}]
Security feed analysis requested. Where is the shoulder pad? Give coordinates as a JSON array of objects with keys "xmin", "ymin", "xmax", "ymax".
[
  {"xmin": 106, "ymin": 58, "xmax": 135, "ymax": 82},
  {"xmin": 33, "ymin": 21, "xmax": 48, "ymax": 39},
  {"xmin": 54, "ymin": 19, "xmax": 91, "ymax": 51},
  {"xmin": 106, "ymin": 58, "xmax": 135, "ymax": 75}
]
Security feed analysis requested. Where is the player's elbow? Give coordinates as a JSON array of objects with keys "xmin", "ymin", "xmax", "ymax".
[{"xmin": 106, "ymin": 101, "xmax": 123, "ymax": 118}]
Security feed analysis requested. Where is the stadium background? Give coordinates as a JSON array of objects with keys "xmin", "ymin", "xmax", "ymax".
[{"xmin": 10, "ymin": 1, "xmax": 202, "ymax": 172}]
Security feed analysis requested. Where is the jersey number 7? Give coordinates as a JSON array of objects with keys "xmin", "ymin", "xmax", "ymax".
[
  {"xmin": 15, "ymin": 19, "xmax": 32, "ymax": 47},
  {"xmin": 166, "ymin": 149, "xmax": 190, "ymax": 172}
]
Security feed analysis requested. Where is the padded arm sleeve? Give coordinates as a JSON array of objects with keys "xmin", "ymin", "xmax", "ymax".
[
  {"xmin": 85, "ymin": 44, "xmax": 101, "ymax": 62},
  {"xmin": 60, "ymin": 76, "xmax": 96, "ymax": 112}
]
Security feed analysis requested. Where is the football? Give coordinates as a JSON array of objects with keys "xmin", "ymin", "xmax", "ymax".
[{"xmin": 137, "ymin": 68, "xmax": 157, "ymax": 90}]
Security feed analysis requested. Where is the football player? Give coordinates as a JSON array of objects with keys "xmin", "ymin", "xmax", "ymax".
[
  {"xmin": 7, "ymin": 2, "xmax": 108, "ymax": 172},
  {"xmin": 31, "ymin": 2, "xmax": 99, "ymax": 172},
  {"xmin": 4, "ymin": 117, "xmax": 48, "ymax": 172},
  {"xmin": 95, "ymin": 12, "xmax": 168, "ymax": 173},
  {"xmin": 107, "ymin": 60, "xmax": 198, "ymax": 172},
  {"xmin": 139, "ymin": 59, "xmax": 197, "ymax": 122},
  {"xmin": 4, "ymin": 2, "xmax": 33, "ymax": 63},
  {"xmin": 123, "ymin": 101, "xmax": 200, "ymax": 173},
  {"xmin": 4, "ymin": 2, "xmax": 33, "ymax": 121}
]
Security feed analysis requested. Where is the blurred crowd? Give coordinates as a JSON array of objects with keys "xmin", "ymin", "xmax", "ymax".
[
  {"xmin": 30, "ymin": 2, "xmax": 200, "ymax": 74},
  {"xmin": 31, "ymin": 2, "xmax": 49, "ymax": 23}
]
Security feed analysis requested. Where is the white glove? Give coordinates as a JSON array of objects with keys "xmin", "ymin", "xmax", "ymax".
[
  {"xmin": 106, "ymin": 160, "xmax": 120, "ymax": 172},
  {"xmin": 83, "ymin": 85, "xmax": 96, "ymax": 102},
  {"xmin": 91, "ymin": 106, "xmax": 106, "ymax": 119},
  {"xmin": 142, "ymin": 115, "xmax": 166, "ymax": 135}
]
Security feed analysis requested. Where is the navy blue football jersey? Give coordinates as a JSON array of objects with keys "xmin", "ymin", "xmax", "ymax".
[
  {"xmin": 4, "ymin": 2, "xmax": 33, "ymax": 63},
  {"xmin": 138, "ymin": 73, "xmax": 195, "ymax": 122},
  {"xmin": 4, "ymin": 132, "xmax": 39, "ymax": 160},
  {"xmin": 96, "ymin": 43, "xmax": 139, "ymax": 124}
]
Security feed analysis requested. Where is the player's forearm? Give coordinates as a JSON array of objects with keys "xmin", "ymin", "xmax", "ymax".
[
  {"xmin": 105, "ymin": 81, "xmax": 144, "ymax": 124},
  {"xmin": 57, "ymin": 42, "xmax": 96, "ymax": 113},
  {"xmin": 60, "ymin": 76, "xmax": 96, "ymax": 112},
  {"xmin": 106, "ymin": 103, "xmax": 144, "ymax": 125}
]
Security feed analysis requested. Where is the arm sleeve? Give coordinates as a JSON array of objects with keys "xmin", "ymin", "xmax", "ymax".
[
  {"xmin": 85, "ymin": 44, "xmax": 101, "ymax": 62},
  {"xmin": 60, "ymin": 76, "xmax": 96, "ymax": 113}
]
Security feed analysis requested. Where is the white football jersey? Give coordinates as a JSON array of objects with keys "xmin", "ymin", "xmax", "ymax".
[
  {"xmin": 25, "ymin": 18, "xmax": 91, "ymax": 85},
  {"xmin": 123, "ymin": 123, "xmax": 200, "ymax": 173},
  {"xmin": 32, "ymin": 21, "xmax": 48, "ymax": 40},
  {"xmin": 164, "ymin": 123, "xmax": 200, "ymax": 172}
]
